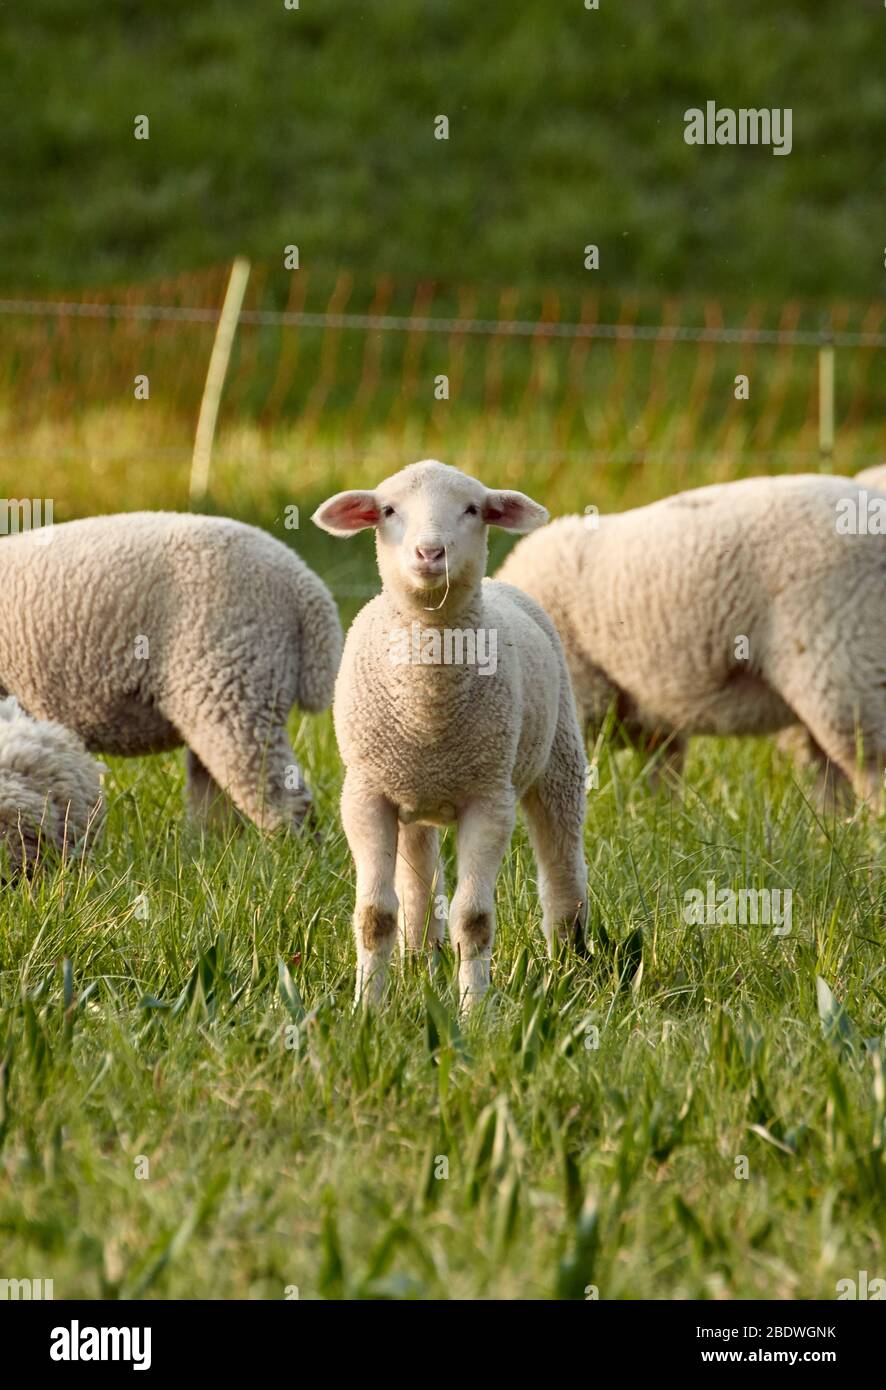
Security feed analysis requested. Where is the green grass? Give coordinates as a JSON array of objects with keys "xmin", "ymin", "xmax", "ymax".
[
  {"xmin": 3, "ymin": 0, "xmax": 885, "ymax": 300},
  {"xmin": 1, "ymin": 345, "xmax": 884, "ymax": 1297},
  {"xmin": 1, "ymin": 649, "xmax": 885, "ymax": 1298}
]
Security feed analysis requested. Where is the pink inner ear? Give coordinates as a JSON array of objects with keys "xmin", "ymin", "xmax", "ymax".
[
  {"xmin": 483, "ymin": 493, "xmax": 524, "ymax": 527},
  {"xmin": 324, "ymin": 493, "xmax": 380, "ymax": 530}
]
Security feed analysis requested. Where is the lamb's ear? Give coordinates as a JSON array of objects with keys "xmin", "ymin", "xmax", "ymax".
[
  {"xmin": 312, "ymin": 490, "xmax": 381, "ymax": 537},
  {"xmin": 482, "ymin": 489, "xmax": 548, "ymax": 533}
]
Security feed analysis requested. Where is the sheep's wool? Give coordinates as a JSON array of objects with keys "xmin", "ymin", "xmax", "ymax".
[
  {"xmin": 497, "ymin": 473, "xmax": 886, "ymax": 806},
  {"xmin": 0, "ymin": 696, "xmax": 104, "ymax": 870},
  {"xmin": 0, "ymin": 512, "xmax": 343, "ymax": 831}
]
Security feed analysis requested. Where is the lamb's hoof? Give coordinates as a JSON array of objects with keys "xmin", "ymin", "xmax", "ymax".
[
  {"xmin": 353, "ymin": 959, "xmax": 391, "ymax": 1009},
  {"xmin": 458, "ymin": 984, "xmax": 497, "ymax": 1020},
  {"xmin": 353, "ymin": 982, "xmax": 385, "ymax": 1011},
  {"xmin": 457, "ymin": 954, "xmax": 492, "ymax": 1015}
]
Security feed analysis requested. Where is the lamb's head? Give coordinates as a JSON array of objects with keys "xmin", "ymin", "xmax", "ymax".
[{"xmin": 313, "ymin": 460, "xmax": 547, "ymax": 610}]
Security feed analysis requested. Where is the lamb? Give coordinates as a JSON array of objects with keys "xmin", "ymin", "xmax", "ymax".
[
  {"xmin": 496, "ymin": 473, "xmax": 886, "ymax": 807},
  {"xmin": 0, "ymin": 696, "xmax": 105, "ymax": 874},
  {"xmin": 313, "ymin": 460, "xmax": 589, "ymax": 1009},
  {"xmin": 0, "ymin": 513, "xmax": 342, "ymax": 831}
]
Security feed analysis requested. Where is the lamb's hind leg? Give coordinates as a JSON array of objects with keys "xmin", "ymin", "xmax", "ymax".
[
  {"xmin": 521, "ymin": 713, "xmax": 589, "ymax": 955},
  {"xmin": 396, "ymin": 822, "xmax": 445, "ymax": 960}
]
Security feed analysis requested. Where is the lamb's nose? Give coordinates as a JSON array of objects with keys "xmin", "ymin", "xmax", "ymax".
[{"xmin": 416, "ymin": 544, "xmax": 445, "ymax": 563}]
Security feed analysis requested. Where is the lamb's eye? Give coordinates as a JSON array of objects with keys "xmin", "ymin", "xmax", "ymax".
[
  {"xmin": 382, "ymin": 505, "xmax": 395, "ymax": 518},
  {"xmin": 465, "ymin": 504, "xmax": 478, "ymax": 516}
]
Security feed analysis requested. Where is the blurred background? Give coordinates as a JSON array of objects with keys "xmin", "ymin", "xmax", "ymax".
[{"xmin": 1, "ymin": 0, "xmax": 884, "ymax": 600}]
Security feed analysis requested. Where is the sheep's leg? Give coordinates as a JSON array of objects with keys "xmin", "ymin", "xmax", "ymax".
[
  {"xmin": 341, "ymin": 776, "xmax": 399, "ymax": 1005},
  {"xmin": 774, "ymin": 725, "xmax": 854, "ymax": 812},
  {"xmin": 774, "ymin": 679, "xmax": 885, "ymax": 813},
  {"xmin": 186, "ymin": 750, "xmax": 243, "ymax": 829},
  {"xmin": 522, "ymin": 722, "xmax": 589, "ymax": 955},
  {"xmin": 176, "ymin": 717, "xmax": 312, "ymax": 832},
  {"xmin": 396, "ymin": 822, "xmax": 445, "ymax": 960},
  {"xmin": 450, "ymin": 795, "xmax": 516, "ymax": 1010},
  {"xmin": 823, "ymin": 733, "xmax": 884, "ymax": 813}
]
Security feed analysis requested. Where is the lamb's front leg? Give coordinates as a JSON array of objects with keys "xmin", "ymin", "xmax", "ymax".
[
  {"xmin": 450, "ymin": 794, "xmax": 516, "ymax": 1010},
  {"xmin": 396, "ymin": 822, "xmax": 445, "ymax": 959},
  {"xmin": 340, "ymin": 774, "xmax": 399, "ymax": 1006}
]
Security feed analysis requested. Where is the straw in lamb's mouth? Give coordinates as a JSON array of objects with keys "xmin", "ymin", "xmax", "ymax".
[{"xmin": 422, "ymin": 546, "xmax": 450, "ymax": 610}]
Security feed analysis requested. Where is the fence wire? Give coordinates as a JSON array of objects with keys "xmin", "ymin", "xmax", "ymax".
[
  {"xmin": 1, "ymin": 296, "xmax": 885, "ymax": 347},
  {"xmin": 0, "ymin": 263, "xmax": 883, "ymax": 467}
]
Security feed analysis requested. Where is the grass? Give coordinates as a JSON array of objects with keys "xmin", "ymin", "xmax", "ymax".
[
  {"xmin": 1, "ymin": 719, "xmax": 885, "ymax": 1299},
  {"xmin": 0, "ymin": 285, "xmax": 884, "ymax": 1297},
  {"xmin": 2, "ymin": 1, "xmax": 885, "ymax": 300},
  {"xmin": 1, "ymin": 404, "xmax": 885, "ymax": 1299}
]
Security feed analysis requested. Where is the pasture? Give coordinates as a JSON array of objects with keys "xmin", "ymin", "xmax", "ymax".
[
  {"xmin": 1, "ymin": 375, "xmax": 884, "ymax": 1298},
  {"xmin": 1, "ymin": 0, "xmax": 884, "ymax": 1300}
]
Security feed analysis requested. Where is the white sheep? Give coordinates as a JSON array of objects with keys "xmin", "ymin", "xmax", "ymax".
[
  {"xmin": 776, "ymin": 464, "xmax": 886, "ymax": 796},
  {"xmin": 313, "ymin": 460, "xmax": 589, "ymax": 1008},
  {"xmin": 496, "ymin": 473, "xmax": 886, "ymax": 806},
  {"xmin": 854, "ymin": 464, "xmax": 886, "ymax": 493},
  {"xmin": 0, "ymin": 696, "xmax": 105, "ymax": 874},
  {"xmin": 0, "ymin": 513, "xmax": 342, "ymax": 831}
]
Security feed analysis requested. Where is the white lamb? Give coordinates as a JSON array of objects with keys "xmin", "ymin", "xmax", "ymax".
[
  {"xmin": 0, "ymin": 513, "xmax": 342, "ymax": 832},
  {"xmin": 313, "ymin": 460, "xmax": 589, "ymax": 1009},
  {"xmin": 0, "ymin": 696, "xmax": 105, "ymax": 874},
  {"xmin": 496, "ymin": 473, "xmax": 886, "ymax": 807}
]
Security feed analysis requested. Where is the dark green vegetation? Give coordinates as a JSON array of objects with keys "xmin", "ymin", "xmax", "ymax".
[{"xmin": 2, "ymin": 0, "xmax": 885, "ymax": 299}]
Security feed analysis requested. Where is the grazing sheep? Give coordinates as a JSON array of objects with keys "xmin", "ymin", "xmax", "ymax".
[
  {"xmin": 496, "ymin": 473, "xmax": 886, "ymax": 807},
  {"xmin": 854, "ymin": 464, "xmax": 886, "ymax": 493},
  {"xmin": 0, "ymin": 513, "xmax": 342, "ymax": 832},
  {"xmin": 775, "ymin": 465, "xmax": 886, "ymax": 796},
  {"xmin": 313, "ymin": 460, "xmax": 588, "ymax": 1008},
  {"xmin": 0, "ymin": 697, "xmax": 105, "ymax": 874}
]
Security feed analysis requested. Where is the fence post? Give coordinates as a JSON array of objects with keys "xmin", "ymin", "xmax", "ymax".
[
  {"xmin": 189, "ymin": 256, "xmax": 251, "ymax": 503},
  {"xmin": 818, "ymin": 332, "xmax": 835, "ymax": 470}
]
